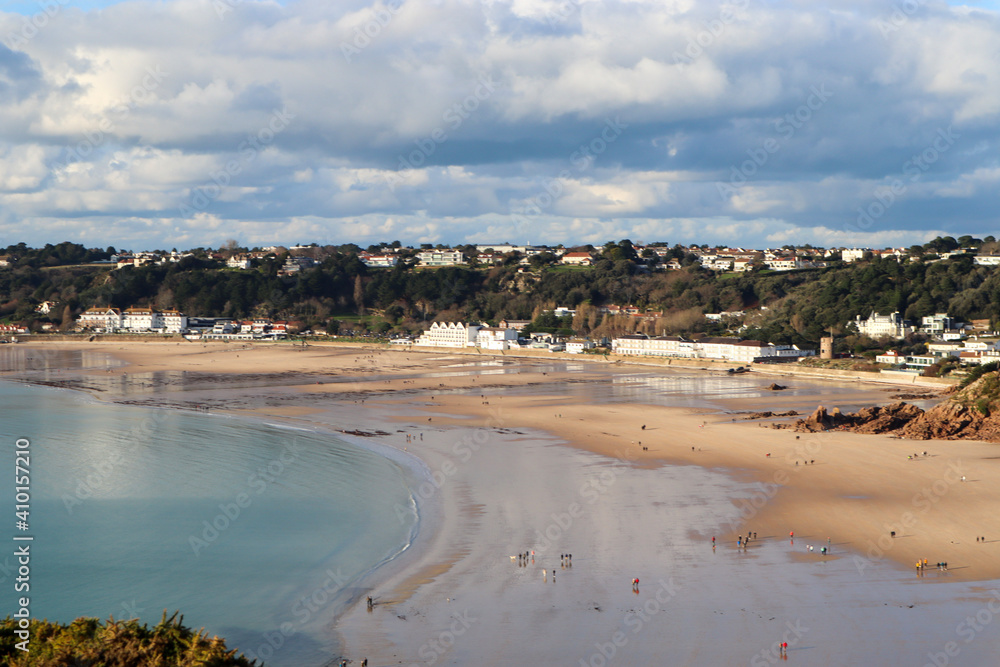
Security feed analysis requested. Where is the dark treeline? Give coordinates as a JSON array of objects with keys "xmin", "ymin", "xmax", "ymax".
[{"xmin": 4, "ymin": 240, "xmax": 1000, "ymax": 345}]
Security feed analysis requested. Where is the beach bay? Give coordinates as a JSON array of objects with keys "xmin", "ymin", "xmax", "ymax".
[{"xmin": 4, "ymin": 340, "xmax": 1000, "ymax": 665}]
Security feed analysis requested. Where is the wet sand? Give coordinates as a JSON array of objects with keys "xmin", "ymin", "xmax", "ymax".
[{"xmin": 6, "ymin": 340, "xmax": 1000, "ymax": 666}]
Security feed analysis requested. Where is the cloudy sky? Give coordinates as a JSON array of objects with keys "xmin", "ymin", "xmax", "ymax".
[{"xmin": 1, "ymin": 0, "xmax": 998, "ymax": 250}]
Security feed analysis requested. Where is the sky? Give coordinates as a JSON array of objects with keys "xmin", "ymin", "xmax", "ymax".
[{"xmin": 0, "ymin": 0, "xmax": 998, "ymax": 251}]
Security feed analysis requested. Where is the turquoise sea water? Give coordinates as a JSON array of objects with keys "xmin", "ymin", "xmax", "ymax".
[{"xmin": 0, "ymin": 380, "xmax": 419, "ymax": 666}]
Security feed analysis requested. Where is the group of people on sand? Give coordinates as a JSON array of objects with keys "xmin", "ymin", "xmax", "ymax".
[
  {"xmin": 805, "ymin": 542, "xmax": 830, "ymax": 555},
  {"xmin": 514, "ymin": 551, "xmax": 534, "ymax": 567},
  {"xmin": 512, "ymin": 551, "xmax": 573, "ymax": 584},
  {"xmin": 916, "ymin": 559, "xmax": 948, "ymax": 573}
]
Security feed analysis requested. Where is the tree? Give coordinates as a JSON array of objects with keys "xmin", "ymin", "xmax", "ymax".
[
  {"xmin": 221, "ymin": 239, "xmax": 240, "ymax": 259},
  {"xmin": 60, "ymin": 305, "xmax": 73, "ymax": 331},
  {"xmin": 354, "ymin": 275, "xmax": 365, "ymax": 316}
]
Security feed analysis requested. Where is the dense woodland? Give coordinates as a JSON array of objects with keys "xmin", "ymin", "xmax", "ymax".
[{"xmin": 3, "ymin": 238, "xmax": 1000, "ymax": 354}]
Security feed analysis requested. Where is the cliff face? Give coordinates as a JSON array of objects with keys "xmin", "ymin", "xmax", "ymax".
[
  {"xmin": 899, "ymin": 372, "xmax": 1000, "ymax": 441},
  {"xmin": 792, "ymin": 372, "xmax": 1000, "ymax": 442}
]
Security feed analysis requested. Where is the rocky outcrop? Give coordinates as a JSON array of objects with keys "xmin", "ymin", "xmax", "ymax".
[
  {"xmin": 898, "ymin": 401, "xmax": 982, "ymax": 440},
  {"xmin": 851, "ymin": 402, "xmax": 924, "ymax": 434},
  {"xmin": 790, "ymin": 371, "xmax": 1000, "ymax": 442},
  {"xmin": 741, "ymin": 410, "xmax": 798, "ymax": 420},
  {"xmin": 793, "ymin": 402, "xmax": 923, "ymax": 434}
]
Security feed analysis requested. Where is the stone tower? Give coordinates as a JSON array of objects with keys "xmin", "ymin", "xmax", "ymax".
[{"xmin": 820, "ymin": 336, "xmax": 834, "ymax": 359}]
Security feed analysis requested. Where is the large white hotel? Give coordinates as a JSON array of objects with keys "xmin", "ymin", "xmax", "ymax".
[
  {"xmin": 612, "ymin": 334, "xmax": 813, "ymax": 363},
  {"xmin": 414, "ymin": 321, "xmax": 519, "ymax": 350}
]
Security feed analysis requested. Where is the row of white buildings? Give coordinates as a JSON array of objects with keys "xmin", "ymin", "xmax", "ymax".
[
  {"xmin": 877, "ymin": 339, "xmax": 1000, "ymax": 369},
  {"xmin": 77, "ymin": 307, "xmax": 188, "ymax": 333},
  {"xmin": 853, "ymin": 311, "xmax": 964, "ymax": 340},
  {"xmin": 75, "ymin": 307, "xmax": 288, "ymax": 338},
  {"xmin": 408, "ymin": 322, "xmax": 814, "ymax": 361},
  {"xmin": 611, "ymin": 335, "xmax": 815, "ymax": 363},
  {"xmin": 406, "ymin": 321, "xmax": 600, "ymax": 353}
]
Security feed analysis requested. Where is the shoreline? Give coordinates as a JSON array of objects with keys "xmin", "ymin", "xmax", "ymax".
[
  {"xmin": 9, "ymin": 340, "xmax": 992, "ymax": 582},
  {"xmin": 3, "ymin": 336, "xmax": 955, "ymax": 388}
]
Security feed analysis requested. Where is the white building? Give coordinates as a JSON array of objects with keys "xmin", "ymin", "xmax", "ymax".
[
  {"xmin": 842, "ymin": 248, "xmax": 869, "ymax": 262},
  {"xmin": 612, "ymin": 335, "xmax": 692, "ymax": 357},
  {"xmin": 877, "ymin": 351, "xmax": 936, "ymax": 369},
  {"xmin": 704, "ymin": 257, "xmax": 735, "ymax": 271},
  {"xmin": 611, "ymin": 335, "xmax": 813, "ymax": 362},
  {"xmin": 226, "ymin": 255, "xmax": 251, "ymax": 269},
  {"xmin": 705, "ymin": 311, "xmax": 745, "ymax": 321},
  {"xmin": 927, "ymin": 342, "xmax": 962, "ymax": 358},
  {"xmin": 876, "ymin": 350, "xmax": 903, "ymax": 365},
  {"xmin": 559, "ymin": 252, "xmax": 593, "ymax": 266},
  {"xmin": 921, "ymin": 313, "xmax": 955, "ymax": 335},
  {"xmin": 415, "ymin": 322, "xmax": 481, "ymax": 347},
  {"xmin": 961, "ymin": 340, "xmax": 1000, "ymax": 353},
  {"xmin": 122, "ymin": 307, "xmax": 161, "ymax": 331},
  {"xmin": 476, "ymin": 327, "xmax": 519, "ymax": 350},
  {"xmin": 417, "ymin": 250, "xmax": 464, "ymax": 267},
  {"xmin": 566, "ymin": 339, "xmax": 596, "ymax": 353},
  {"xmin": 974, "ymin": 255, "xmax": 1000, "ymax": 266},
  {"xmin": 77, "ymin": 307, "xmax": 124, "ymax": 331},
  {"xmin": 362, "ymin": 255, "xmax": 399, "ymax": 268},
  {"xmin": 764, "ymin": 258, "xmax": 815, "ymax": 271},
  {"xmin": 854, "ymin": 311, "xmax": 915, "ymax": 339},
  {"xmin": 161, "ymin": 310, "xmax": 188, "ymax": 333}
]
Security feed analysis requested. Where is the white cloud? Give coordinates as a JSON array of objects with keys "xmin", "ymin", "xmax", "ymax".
[{"xmin": 0, "ymin": 0, "xmax": 997, "ymax": 248}]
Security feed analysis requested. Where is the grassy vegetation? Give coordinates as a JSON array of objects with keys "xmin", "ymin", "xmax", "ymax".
[
  {"xmin": 796, "ymin": 357, "xmax": 884, "ymax": 372},
  {"xmin": 952, "ymin": 367, "xmax": 1000, "ymax": 416},
  {"xmin": 0, "ymin": 612, "xmax": 255, "ymax": 666},
  {"xmin": 958, "ymin": 361, "xmax": 1000, "ymax": 390},
  {"xmin": 546, "ymin": 265, "xmax": 593, "ymax": 273}
]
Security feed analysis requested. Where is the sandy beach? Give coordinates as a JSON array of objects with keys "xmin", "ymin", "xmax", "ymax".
[{"xmin": 5, "ymin": 339, "xmax": 1000, "ymax": 665}]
